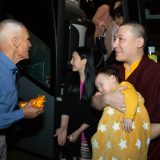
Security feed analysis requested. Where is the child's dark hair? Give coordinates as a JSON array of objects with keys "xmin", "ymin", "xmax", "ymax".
[{"xmin": 97, "ymin": 66, "xmax": 122, "ymax": 82}]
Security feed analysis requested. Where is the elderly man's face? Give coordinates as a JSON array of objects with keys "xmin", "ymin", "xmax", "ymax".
[
  {"xmin": 113, "ymin": 25, "xmax": 140, "ymax": 65},
  {"xmin": 15, "ymin": 26, "xmax": 32, "ymax": 63}
]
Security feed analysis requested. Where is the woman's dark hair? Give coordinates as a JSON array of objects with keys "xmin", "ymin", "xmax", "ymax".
[
  {"xmin": 113, "ymin": 6, "xmax": 123, "ymax": 20},
  {"xmin": 97, "ymin": 66, "xmax": 122, "ymax": 82},
  {"xmin": 68, "ymin": 47, "xmax": 95, "ymax": 100}
]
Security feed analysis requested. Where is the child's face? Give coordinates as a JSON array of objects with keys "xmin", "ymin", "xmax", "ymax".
[{"xmin": 95, "ymin": 73, "xmax": 115, "ymax": 94}]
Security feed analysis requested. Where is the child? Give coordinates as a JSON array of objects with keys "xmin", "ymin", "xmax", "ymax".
[{"xmin": 91, "ymin": 66, "xmax": 150, "ymax": 160}]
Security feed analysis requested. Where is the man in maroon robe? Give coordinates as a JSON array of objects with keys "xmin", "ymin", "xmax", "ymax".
[{"xmin": 92, "ymin": 21, "xmax": 160, "ymax": 160}]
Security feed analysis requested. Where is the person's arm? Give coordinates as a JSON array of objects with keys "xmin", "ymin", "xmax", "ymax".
[
  {"xmin": 151, "ymin": 123, "xmax": 160, "ymax": 140},
  {"xmin": 92, "ymin": 4, "xmax": 110, "ymax": 38},
  {"xmin": 0, "ymin": 109, "xmax": 24, "ymax": 129},
  {"xmin": 55, "ymin": 73, "xmax": 73, "ymax": 145},
  {"xmin": 77, "ymin": 124, "xmax": 89, "ymax": 133},
  {"xmin": 0, "ymin": 102, "xmax": 43, "ymax": 129},
  {"xmin": 92, "ymin": 4, "xmax": 110, "ymax": 27},
  {"xmin": 60, "ymin": 115, "xmax": 69, "ymax": 128},
  {"xmin": 91, "ymin": 86, "xmax": 126, "ymax": 111},
  {"xmin": 68, "ymin": 123, "xmax": 89, "ymax": 142},
  {"xmin": 91, "ymin": 94, "xmax": 104, "ymax": 111},
  {"xmin": 120, "ymin": 82, "xmax": 139, "ymax": 132},
  {"xmin": 122, "ymin": 83, "xmax": 138, "ymax": 120}
]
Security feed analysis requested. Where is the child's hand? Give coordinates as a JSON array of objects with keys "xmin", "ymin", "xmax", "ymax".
[{"xmin": 123, "ymin": 119, "xmax": 133, "ymax": 132}]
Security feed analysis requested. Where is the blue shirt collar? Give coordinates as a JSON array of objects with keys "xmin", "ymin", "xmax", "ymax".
[{"xmin": 0, "ymin": 51, "xmax": 17, "ymax": 73}]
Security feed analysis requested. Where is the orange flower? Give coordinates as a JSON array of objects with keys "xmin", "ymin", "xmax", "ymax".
[{"xmin": 19, "ymin": 95, "xmax": 46, "ymax": 108}]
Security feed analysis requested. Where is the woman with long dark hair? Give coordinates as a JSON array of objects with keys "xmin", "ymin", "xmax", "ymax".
[{"xmin": 55, "ymin": 47, "xmax": 100, "ymax": 159}]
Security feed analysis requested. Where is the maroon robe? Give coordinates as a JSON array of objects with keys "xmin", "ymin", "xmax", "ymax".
[{"xmin": 115, "ymin": 55, "xmax": 160, "ymax": 160}]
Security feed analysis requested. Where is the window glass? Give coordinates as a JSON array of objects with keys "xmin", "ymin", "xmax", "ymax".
[{"xmin": 144, "ymin": 0, "xmax": 160, "ymax": 60}]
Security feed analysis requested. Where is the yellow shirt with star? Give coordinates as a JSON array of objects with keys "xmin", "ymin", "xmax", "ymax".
[{"xmin": 91, "ymin": 81, "xmax": 150, "ymax": 160}]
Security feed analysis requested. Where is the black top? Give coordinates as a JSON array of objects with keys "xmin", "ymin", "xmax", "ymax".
[{"xmin": 61, "ymin": 72, "xmax": 101, "ymax": 154}]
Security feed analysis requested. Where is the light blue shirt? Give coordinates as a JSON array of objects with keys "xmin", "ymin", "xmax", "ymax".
[{"xmin": 0, "ymin": 51, "xmax": 24, "ymax": 129}]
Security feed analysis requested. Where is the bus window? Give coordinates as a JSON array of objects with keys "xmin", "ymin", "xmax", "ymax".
[
  {"xmin": 123, "ymin": 0, "xmax": 160, "ymax": 61},
  {"xmin": 144, "ymin": 0, "xmax": 160, "ymax": 60},
  {"xmin": 144, "ymin": 0, "xmax": 160, "ymax": 41},
  {"xmin": 18, "ymin": 32, "xmax": 51, "ymax": 88}
]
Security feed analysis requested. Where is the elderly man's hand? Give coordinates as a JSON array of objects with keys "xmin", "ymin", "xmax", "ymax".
[{"xmin": 22, "ymin": 102, "xmax": 44, "ymax": 119}]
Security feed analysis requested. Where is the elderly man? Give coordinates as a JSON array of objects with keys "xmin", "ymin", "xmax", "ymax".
[
  {"xmin": 92, "ymin": 21, "xmax": 160, "ymax": 160},
  {"xmin": 0, "ymin": 19, "xmax": 44, "ymax": 160}
]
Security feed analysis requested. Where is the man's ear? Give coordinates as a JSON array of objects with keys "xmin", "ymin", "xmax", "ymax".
[
  {"xmin": 137, "ymin": 37, "xmax": 144, "ymax": 48},
  {"xmin": 12, "ymin": 37, "xmax": 20, "ymax": 48}
]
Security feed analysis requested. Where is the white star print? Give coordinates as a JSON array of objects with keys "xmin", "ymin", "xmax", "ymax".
[
  {"xmin": 112, "ymin": 157, "xmax": 118, "ymax": 160},
  {"xmin": 147, "ymin": 137, "xmax": 150, "ymax": 146},
  {"xmin": 119, "ymin": 139, "xmax": 127, "ymax": 150},
  {"xmin": 132, "ymin": 122, "xmax": 136, "ymax": 129},
  {"xmin": 143, "ymin": 122, "xmax": 149, "ymax": 130},
  {"xmin": 106, "ymin": 141, "xmax": 111, "ymax": 149},
  {"xmin": 107, "ymin": 107, "xmax": 114, "ymax": 116},
  {"xmin": 98, "ymin": 124, "xmax": 106, "ymax": 132},
  {"xmin": 92, "ymin": 139, "xmax": 99, "ymax": 149},
  {"xmin": 112, "ymin": 122, "xmax": 120, "ymax": 132},
  {"xmin": 137, "ymin": 107, "xmax": 140, "ymax": 113},
  {"xmin": 98, "ymin": 156, "xmax": 104, "ymax": 160},
  {"xmin": 135, "ymin": 139, "xmax": 141, "ymax": 150}
]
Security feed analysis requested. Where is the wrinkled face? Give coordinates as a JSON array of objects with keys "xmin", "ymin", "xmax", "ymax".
[
  {"xmin": 113, "ymin": 25, "xmax": 139, "ymax": 64},
  {"xmin": 16, "ymin": 27, "xmax": 31, "ymax": 62},
  {"xmin": 95, "ymin": 73, "xmax": 115, "ymax": 94},
  {"xmin": 70, "ymin": 51, "xmax": 86, "ymax": 72}
]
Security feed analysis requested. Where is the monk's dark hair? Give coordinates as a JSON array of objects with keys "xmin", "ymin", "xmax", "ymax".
[{"xmin": 120, "ymin": 21, "xmax": 147, "ymax": 48}]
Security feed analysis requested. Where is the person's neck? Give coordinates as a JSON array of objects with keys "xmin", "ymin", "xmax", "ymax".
[
  {"xmin": 125, "ymin": 52, "xmax": 143, "ymax": 69},
  {"xmin": 79, "ymin": 71, "xmax": 85, "ymax": 82},
  {"xmin": 6, "ymin": 53, "xmax": 19, "ymax": 64},
  {"xmin": 2, "ymin": 50, "xmax": 17, "ymax": 64}
]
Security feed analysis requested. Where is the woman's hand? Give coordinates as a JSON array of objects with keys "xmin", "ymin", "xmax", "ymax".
[
  {"xmin": 68, "ymin": 130, "xmax": 81, "ymax": 143},
  {"xmin": 55, "ymin": 127, "xmax": 67, "ymax": 146}
]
